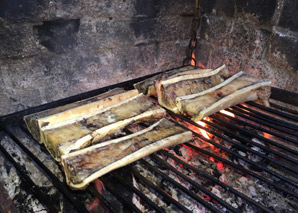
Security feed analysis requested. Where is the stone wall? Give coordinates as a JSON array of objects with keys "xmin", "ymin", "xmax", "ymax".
[
  {"xmin": 197, "ymin": 0, "xmax": 298, "ymax": 93},
  {"xmin": 0, "ymin": 0, "xmax": 194, "ymax": 116}
]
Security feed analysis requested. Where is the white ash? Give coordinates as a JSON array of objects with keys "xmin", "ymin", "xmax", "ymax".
[
  {"xmin": 132, "ymin": 161, "xmax": 210, "ymax": 213},
  {"xmin": 165, "ymin": 141, "xmax": 296, "ymax": 212},
  {"xmin": 0, "ymin": 128, "xmax": 63, "ymax": 212}
]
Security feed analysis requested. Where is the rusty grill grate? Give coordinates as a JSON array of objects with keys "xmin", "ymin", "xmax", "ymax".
[{"xmin": 0, "ymin": 67, "xmax": 297, "ymax": 213}]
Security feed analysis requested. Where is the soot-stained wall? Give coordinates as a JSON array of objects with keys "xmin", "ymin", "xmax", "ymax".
[
  {"xmin": 0, "ymin": 0, "xmax": 194, "ymax": 116},
  {"xmin": 196, "ymin": 0, "xmax": 298, "ymax": 93}
]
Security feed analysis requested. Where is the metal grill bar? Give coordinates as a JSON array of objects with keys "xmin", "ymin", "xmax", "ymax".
[
  {"xmin": 217, "ymin": 111, "xmax": 298, "ymax": 146},
  {"xmin": 269, "ymin": 102, "xmax": 298, "ymax": 115},
  {"xmin": 128, "ymin": 166, "xmax": 193, "ymax": 213},
  {"xmin": 0, "ymin": 134, "xmax": 57, "ymax": 213},
  {"xmin": 227, "ymin": 107, "xmax": 298, "ymax": 137},
  {"xmin": 208, "ymin": 115, "xmax": 298, "ymax": 168},
  {"xmin": 138, "ymin": 158, "xmax": 229, "ymax": 212},
  {"xmin": 0, "ymin": 125, "xmax": 90, "ymax": 213},
  {"xmin": 167, "ymin": 111, "xmax": 298, "ymax": 190},
  {"xmin": 100, "ymin": 176, "xmax": 142, "ymax": 213},
  {"xmin": 183, "ymin": 142, "xmax": 298, "ymax": 199},
  {"xmin": 235, "ymin": 105, "xmax": 298, "ymax": 132},
  {"xmin": 247, "ymin": 102, "xmax": 298, "ymax": 122},
  {"xmin": 110, "ymin": 173, "xmax": 164, "ymax": 213},
  {"xmin": 157, "ymin": 151, "xmax": 273, "ymax": 213},
  {"xmin": 86, "ymin": 186, "xmax": 116, "ymax": 213}
]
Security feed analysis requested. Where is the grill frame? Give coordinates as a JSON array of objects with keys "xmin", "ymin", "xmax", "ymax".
[{"xmin": 0, "ymin": 67, "xmax": 297, "ymax": 213}]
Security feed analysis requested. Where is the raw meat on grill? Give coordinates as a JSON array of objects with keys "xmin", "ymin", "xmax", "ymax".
[
  {"xmin": 176, "ymin": 71, "xmax": 271, "ymax": 121},
  {"xmin": 61, "ymin": 118, "xmax": 192, "ymax": 189}
]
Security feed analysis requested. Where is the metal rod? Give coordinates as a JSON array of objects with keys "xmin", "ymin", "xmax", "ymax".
[
  {"xmin": 236, "ymin": 105, "xmax": 298, "ymax": 132},
  {"xmin": 183, "ymin": 142, "xmax": 298, "ymax": 199},
  {"xmin": 156, "ymin": 152, "xmax": 273, "ymax": 213},
  {"xmin": 128, "ymin": 166, "xmax": 193, "ymax": 213},
  {"xmin": 1, "ymin": 125, "xmax": 90, "ymax": 213},
  {"xmin": 0, "ymin": 139, "xmax": 58, "ymax": 213},
  {"xmin": 269, "ymin": 102, "xmax": 298, "ymax": 115},
  {"xmin": 247, "ymin": 102, "xmax": 298, "ymax": 122},
  {"xmin": 194, "ymin": 119, "xmax": 298, "ymax": 186},
  {"xmin": 139, "ymin": 158, "xmax": 227, "ymax": 212},
  {"xmin": 208, "ymin": 115, "xmax": 298, "ymax": 167},
  {"xmin": 166, "ymin": 112, "xmax": 298, "ymax": 188},
  {"xmin": 217, "ymin": 111, "xmax": 298, "ymax": 146},
  {"xmin": 228, "ymin": 107, "xmax": 298, "ymax": 137},
  {"xmin": 87, "ymin": 186, "xmax": 117, "ymax": 213},
  {"xmin": 111, "ymin": 173, "xmax": 164, "ymax": 213},
  {"xmin": 100, "ymin": 176, "xmax": 142, "ymax": 213}
]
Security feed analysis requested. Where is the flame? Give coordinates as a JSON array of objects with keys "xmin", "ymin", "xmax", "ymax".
[
  {"xmin": 191, "ymin": 51, "xmax": 205, "ymax": 68},
  {"xmin": 263, "ymin": 132, "xmax": 273, "ymax": 139},
  {"xmin": 196, "ymin": 121, "xmax": 211, "ymax": 139},
  {"xmin": 191, "ymin": 52, "xmax": 196, "ymax": 66},
  {"xmin": 198, "ymin": 61, "xmax": 206, "ymax": 68},
  {"xmin": 220, "ymin": 109, "xmax": 235, "ymax": 117}
]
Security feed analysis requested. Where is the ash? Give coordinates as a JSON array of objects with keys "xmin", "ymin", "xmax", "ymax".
[
  {"xmin": 133, "ymin": 160, "xmax": 210, "ymax": 213},
  {"xmin": 131, "ymin": 135, "xmax": 296, "ymax": 212},
  {"xmin": 0, "ymin": 127, "xmax": 63, "ymax": 212}
]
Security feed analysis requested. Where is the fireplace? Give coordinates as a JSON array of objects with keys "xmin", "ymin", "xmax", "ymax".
[{"xmin": 0, "ymin": 0, "xmax": 297, "ymax": 212}]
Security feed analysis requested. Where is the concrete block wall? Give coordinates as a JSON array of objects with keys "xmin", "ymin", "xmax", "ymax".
[
  {"xmin": 197, "ymin": 0, "xmax": 298, "ymax": 93},
  {"xmin": 0, "ymin": 0, "xmax": 194, "ymax": 116}
]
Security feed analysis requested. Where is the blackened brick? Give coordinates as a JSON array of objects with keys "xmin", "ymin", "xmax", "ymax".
[
  {"xmin": 279, "ymin": 0, "xmax": 298, "ymax": 32},
  {"xmin": 236, "ymin": 0, "xmax": 277, "ymax": 22},
  {"xmin": 0, "ymin": 0, "xmax": 47, "ymax": 22},
  {"xmin": 35, "ymin": 19, "xmax": 80, "ymax": 53},
  {"xmin": 202, "ymin": 0, "xmax": 235, "ymax": 17},
  {"xmin": 268, "ymin": 34, "xmax": 298, "ymax": 71}
]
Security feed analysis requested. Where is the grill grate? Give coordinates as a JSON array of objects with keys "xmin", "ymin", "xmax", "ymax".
[{"xmin": 0, "ymin": 68, "xmax": 297, "ymax": 212}]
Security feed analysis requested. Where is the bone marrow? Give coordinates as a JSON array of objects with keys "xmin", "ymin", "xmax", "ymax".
[
  {"xmin": 61, "ymin": 118, "xmax": 192, "ymax": 189},
  {"xmin": 176, "ymin": 72, "xmax": 271, "ymax": 121},
  {"xmin": 134, "ymin": 66, "xmax": 214, "ymax": 96},
  {"xmin": 155, "ymin": 64, "xmax": 230, "ymax": 112},
  {"xmin": 24, "ymin": 88, "xmax": 128, "ymax": 143},
  {"xmin": 41, "ymin": 93, "xmax": 166, "ymax": 160}
]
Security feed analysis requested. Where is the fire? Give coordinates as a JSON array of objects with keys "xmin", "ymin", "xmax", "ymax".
[
  {"xmin": 87, "ymin": 179, "xmax": 105, "ymax": 211},
  {"xmin": 263, "ymin": 132, "xmax": 273, "ymax": 139},
  {"xmin": 220, "ymin": 109, "xmax": 235, "ymax": 117},
  {"xmin": 216, "ymin": 161, "xmax": 224, "ymax": 172},
  {"xmin": 196, "ymin": 121, "xmax": 211, "ymax": 139},
  {"xmin": 191, "ymin": 52, "xmax": 196, "ymax": 66},
  {"xmin": 191, "ymin": 51, "xmax": 205, "ymax": 68}
]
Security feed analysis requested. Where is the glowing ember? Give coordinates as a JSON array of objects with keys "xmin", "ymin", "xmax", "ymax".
[
  {"xmin": 263, "ymin": 132, "xmax": 273, "ymax": 139},
  {"xmin": 209, "ymin": 156, "xmax": 215, "ymax": 162},
  {"xmin": 196, "ymin": 121, "xmax": 211, "ymax": 140},
  {"xmin": 201, "ymin": 194, "xmax": 211, "ymax": 201},
  {"xmin": 87, "ymin": 179, "xmax": 105, "ymax": 211},
  {"xmin": 217, "ymin": 161, "xmax": 224, "ymax": 172},
  {"xmin": 220, "ymin": 109, "xmax": 235, "ymax": 117}
]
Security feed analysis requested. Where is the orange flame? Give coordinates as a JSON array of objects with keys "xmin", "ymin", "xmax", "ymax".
[
  {"xmin": 196, "ymin": 121, "xmax": 211, "ymax": 139},
  {"xmin": 263, "ymin": 132, "xmax": 273, "ymax": 139},
  {"xmin": 220, "ymin": 110, "xmax": 235, "ymax": 117},
  {"xmin": 191, "ymin": 52, "xmax": 196, "ymax": 66},
  {"xmin": 191, "ymin": 52, "xmax": 205, "ymax": 68}
]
